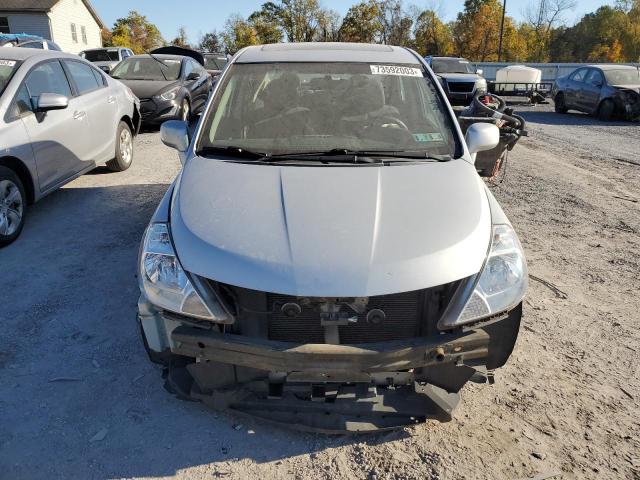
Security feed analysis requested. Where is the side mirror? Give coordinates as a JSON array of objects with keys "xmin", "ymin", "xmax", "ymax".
[
  {"xmin": 36, "ymin": 93, "xmax": 69, "ymax": 112},
  {"xmin": 186, "ymin": 72, "xmax": 200, "ymax": 81},
  {"xmin": 465, "ymin": 123, "xmax": 500, "ymax": 162},
  {"xmin": 100, "ymin": 65, "xmax": 111, "ymax": 74},
  {"xmin": 161, "ymin": 120, "xmax": 189, "ymax": 152},
  {"xmin": 476, "ymin": 69, "xmax": 483, "ymax": 76}
]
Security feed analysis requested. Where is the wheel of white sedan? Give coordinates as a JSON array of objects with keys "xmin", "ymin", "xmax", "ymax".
[
  {"xmin": 0, "ymin": 166, "xmax": 26, "ymax": 248},
  {"xmin": 107, "ymin": 121, "xmax": 134, "ymax": 172}
]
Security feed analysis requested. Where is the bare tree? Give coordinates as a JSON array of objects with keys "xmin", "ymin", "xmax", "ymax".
[{"xmin": 524, "ymin": 0, "xmax": 576, "ymax": 60}]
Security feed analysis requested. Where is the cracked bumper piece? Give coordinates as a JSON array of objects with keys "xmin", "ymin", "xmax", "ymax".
[{"xmin": 164, "ymin": 326, "xmax": 492, "ymax": 433}]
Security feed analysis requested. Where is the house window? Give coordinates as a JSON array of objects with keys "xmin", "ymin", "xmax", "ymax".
[
  {"xmin": 81, "ymin": 25, "xmax": 87, "ymax": 44},
  {"xmin": 0, "ymin": 17, "xmax": 10, "ymax": 34},
  {"xmin": 70, "ymin": 23, "xmax": 77, "ymax": 42}
]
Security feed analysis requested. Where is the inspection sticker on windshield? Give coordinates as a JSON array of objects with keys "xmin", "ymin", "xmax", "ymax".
[
  {"xmin": 0, "ymin": 60, "xmax": 16, "ymax": 67},
  {"xmin": 370, "ymin": 65, "xmax": 423, "ymax": 77},
  {"xmin": 413, "ymin": 133, "xmax": 444, "ymax": 143}
]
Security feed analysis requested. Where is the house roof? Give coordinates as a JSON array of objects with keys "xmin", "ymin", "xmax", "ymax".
[{"xmin": 0, "ymin": 0, "xmax": 105, "ymax": 29}]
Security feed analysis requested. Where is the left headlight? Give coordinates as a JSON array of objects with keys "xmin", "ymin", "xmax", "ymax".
[
  {"xmin": 155, "ymin": 86, "xmax": 180, "ymax": 102},
  {"xmin": 441, "ymin": 224, "xmax": 528, "ymax": 329},
  {"xmin": 140, "ymin": 223, "xmax": 232, "ymax": 322}
]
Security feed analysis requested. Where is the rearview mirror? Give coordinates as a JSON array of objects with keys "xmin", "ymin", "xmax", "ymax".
[
  {"xmin": 36, "ymin": 93, "xmax": 69, "ymax": 112},
  {"xmin": 465, "ymin": 123, "xmax": 500, "ymax": 161},
  {"xmin": 161, "ymin": 120, "xmax": 189, "ymax": 152}
]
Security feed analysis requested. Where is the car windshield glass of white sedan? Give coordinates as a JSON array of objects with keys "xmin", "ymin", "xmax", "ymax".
[
  {"xmin": 603, "ymin": 69, "xmax": 640, "ymax": 85},
  {"xmin": 111, "ymin": 57, "xmax": 181, "ymax": 81},
  {"xmin": 199, "ymin": 62, "xmax": 456, "ymax": 157},
  {"xmin": 0, "ymin": 59, "xmax": 19, "ymax": 96}
]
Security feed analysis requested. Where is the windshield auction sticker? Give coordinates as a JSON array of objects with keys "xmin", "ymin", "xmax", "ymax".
[
  {"xmin": 0, "ymin": 60, "xmax": 17, "ymax": 67},
  {"xmin": 370, "ymin": 65, "xmax": 423, "ymax": 77}
]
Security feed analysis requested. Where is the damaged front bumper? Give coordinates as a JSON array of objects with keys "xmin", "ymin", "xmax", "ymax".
[{"xmin": 139, "ymin": 298, "xmax": 521, "ymax": 433}]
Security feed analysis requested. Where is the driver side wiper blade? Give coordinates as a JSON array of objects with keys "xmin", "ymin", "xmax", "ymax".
[{"xmin": 196, "ymin": 146, "xmax": 268, "ymax": 159}]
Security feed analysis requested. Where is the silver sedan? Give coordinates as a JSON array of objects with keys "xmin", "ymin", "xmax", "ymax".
[{"xmin": 0, "ymin": 48, "xmax": 140, "ymax": 247}]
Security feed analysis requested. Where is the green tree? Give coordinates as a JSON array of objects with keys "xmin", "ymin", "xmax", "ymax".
[
  {"xmin": 452, "ymin": 0, "xmax": 503, "ymax": 61},
  {"xmin": 377, "ymin": 0, "xmax": 413, "ymax": 46},
  {"xmin": 248, "ymin": 7, "xmax": 284, "ymax": 44},
  {"xmin": 109, "ymin": 11, "xmax": 164, "ymax": 53},
  {"xmin": 339, "ymin": 1, "xmax": 382, "ymax": 43},
  {"xmin": 413, "ymin": 9, "xmax": 453, "ymax": 56},
  {"xmin": 222, "ymin": 14, "xmax": 258, "ymax": 53},
  {"xmin": 198, "ymin": 31, "xmax": 221, "ymax": 52},
  {"xmin": 170, "ymin": 26, "xmax": 189, "ymax": 47}
]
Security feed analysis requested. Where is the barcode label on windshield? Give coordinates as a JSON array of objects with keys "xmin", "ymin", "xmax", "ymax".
[
  {"xmin": 370, "ymin": 65, "xmax": 423, "ymax": 77},
  {"xmin": 0, "ymin": 60, "xmax": 17, "ymax": 67}
]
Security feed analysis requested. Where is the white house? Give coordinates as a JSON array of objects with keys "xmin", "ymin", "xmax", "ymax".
[{"xmin": 0, "ymin": 0, "xmax": 104, "ymax": 54}]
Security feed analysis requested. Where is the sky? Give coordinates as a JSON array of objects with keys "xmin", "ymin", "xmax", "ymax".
[{"xmin": 92, "ymin": 0, "xmax": 615, "ymax": 44}]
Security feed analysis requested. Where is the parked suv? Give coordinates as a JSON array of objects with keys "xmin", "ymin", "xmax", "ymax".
[
  {"xmin": 138, "ymin": 43, "xmax": 527, "ymax": 433},
  {"xmin": 80, "ymin": 47, "xmax": 134, "ymax": 73},
  {"xmin": 0, "ymin": 48, "xmax": 140, "ymax": 247},
  {"xmin": 426, "ymin": 56, "xmax": 487, "ymax": 106}
]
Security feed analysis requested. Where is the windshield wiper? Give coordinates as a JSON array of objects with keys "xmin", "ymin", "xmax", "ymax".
[
  {"xmin": 196, "ymin": 146, "xmax": 268, "ymax": 159},
  {"xmin": 196, "ymin": 147, "xmax": 451, "ymax": 163},
  {"xmin": 265, "ymin": 149, "xmax": 452, "ymax": 162}
]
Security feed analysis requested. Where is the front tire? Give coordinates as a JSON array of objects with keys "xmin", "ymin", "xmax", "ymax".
[
  {"xmin": 0, "ymin": 166, "xmax": 27, "ymax": 248},
  {"xmin": 106, "ymin": 121, "xmax": 134, "ymax": 172},
  {"xmin": 554, "ymin": 93, "xmax": 568, "ymax": 113},
  {"xmin": 597, "ymin": 99, "xmax": 615, "ymax": 121}
]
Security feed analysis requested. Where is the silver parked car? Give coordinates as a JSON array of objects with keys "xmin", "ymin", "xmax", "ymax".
[
  {"xmin": 0, "ymin": 48, "xmax": 140, "ymax": 247},
  {"xmin": 80, "ymin": 47, "xmax": 134, "ymax": 74},
  {"xmin": 138, "ymin": 43, "xmax": 527, "ymax": 433}
]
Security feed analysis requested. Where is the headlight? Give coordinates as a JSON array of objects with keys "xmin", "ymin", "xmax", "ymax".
[
  {"xmin": 155, "ymin": 86, "xmax": 180, "ymax": 102},
  {"xmin": 440, "ymin": 224, "xmax": 528, "ymax": 328},
  {"xmin": 139, "ymin": 223, "xmax": 232, "ymax": 322}
]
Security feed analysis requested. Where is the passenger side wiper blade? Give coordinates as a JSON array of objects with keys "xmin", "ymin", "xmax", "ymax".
[
  {"xmin": 266, "ymin": 149, "xmax": 452, "ymax": 162},
  {"xmin": 196, "ymin": 146, "xmax": 268, "ymax": 159}
]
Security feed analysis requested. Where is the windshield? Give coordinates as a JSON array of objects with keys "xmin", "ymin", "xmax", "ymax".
[
  {"xmin": 110, "ymin": 57, "xmax": 181, "ymax": 81},
  {"xmin": 431, "ymin": 58, "xmax": 475, "ymax": 74},
  {"xmin": 604, "ymin": 68, "xmax": 640, "ymax": 85},
  {"xmin": 0, "ymin": 59, "xmax": 19, "ymax": 96},
  {"xmin": 83, "ymin": 49, "xmax": 120, "ymax": 62},
  {"xmin": 198, "ymin": 62, "xmax": 457, "ymax": 158},
  {"xmin": 205, "ymin": 55, "xmax": 227, "ymax": 71}
]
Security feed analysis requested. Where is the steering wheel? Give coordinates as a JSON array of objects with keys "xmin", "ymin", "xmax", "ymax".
[{"xmin": 372, "ymin": 115, "xmax": 410, "ymax": 131}]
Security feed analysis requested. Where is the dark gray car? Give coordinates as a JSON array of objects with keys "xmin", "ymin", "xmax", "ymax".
[
  {"xmin": 552, "ymin": 65, "xmax": 640, "ymax": 121},
  {"xmin": 110, "ymin": 54, "xmax": 212, "ymax": 125}
]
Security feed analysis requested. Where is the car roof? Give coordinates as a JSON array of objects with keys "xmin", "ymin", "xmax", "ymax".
[
  {"xmin": 235, "ymin": 42, "xmax": 420, "ymax": 65},
  {"xmin": 0, "ymin": 47, "xmax": 76, "ymax": 61},
  {"xmin": 128, "ymin": 54, "xmax": 185, "ymax": 61},
  {"xmin": 587, "ymin": 64, "xmax": 639, "ymax": 71},
  {"xmin": 82, "ymin": 47, "xmax": 125, "ymax": 52}
]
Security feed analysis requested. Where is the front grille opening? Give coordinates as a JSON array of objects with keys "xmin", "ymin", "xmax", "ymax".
[
  {"xmin": 268, "ymin": 291, "xmax": 423, "ymax": 344},
  {"xmin": 447, "ymin": 82, "xmax": 475, "ymax": 93}
]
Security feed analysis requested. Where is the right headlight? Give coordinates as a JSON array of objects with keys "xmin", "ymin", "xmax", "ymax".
[
  {"xmin": 441, "ymin": 224, "xmax": 528, "ymax": 328},
  {"xmin": 139, "ymin": 223, "xmax": 232, "ymax": 322}
]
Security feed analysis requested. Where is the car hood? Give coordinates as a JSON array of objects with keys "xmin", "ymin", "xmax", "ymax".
[
  {"xmin": 116, "ymin": 79, "xmax": 178, "ymax": 99},
  {"xmin": 171, "ymin": 158, "xmax": 491, "ymax": 297},
  {"xmin": 437, "ymin": 73, "xmax": 480, "ymax": 82},
  {"xmin": 612, "ymin": 84, "xmax": 640, "ymax": 93}
]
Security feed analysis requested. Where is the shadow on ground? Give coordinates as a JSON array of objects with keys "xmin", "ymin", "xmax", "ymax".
[{"xmin": 0, "ymin": 181, "xmax": 409, "ymax": 479}]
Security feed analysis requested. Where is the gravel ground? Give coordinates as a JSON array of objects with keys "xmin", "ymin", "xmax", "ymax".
[{"xmin": 1, "ymin": 106, "xmax": 639, "ymax": 480}]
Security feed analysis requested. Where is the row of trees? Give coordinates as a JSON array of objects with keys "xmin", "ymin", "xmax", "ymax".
[{"xmin": 102, "ymin": 0, "xmax": 640, "ymax": 63}]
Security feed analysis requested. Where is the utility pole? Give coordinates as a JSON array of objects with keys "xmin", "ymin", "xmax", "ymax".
[{"xmin": 497, "ymin": 0, "xmax": 507, "ymax": 62}]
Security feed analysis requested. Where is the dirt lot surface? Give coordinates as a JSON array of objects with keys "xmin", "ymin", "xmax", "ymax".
[{"xmin": 1, "ymin": 106, "xmax": 639, "ymax": 480}]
